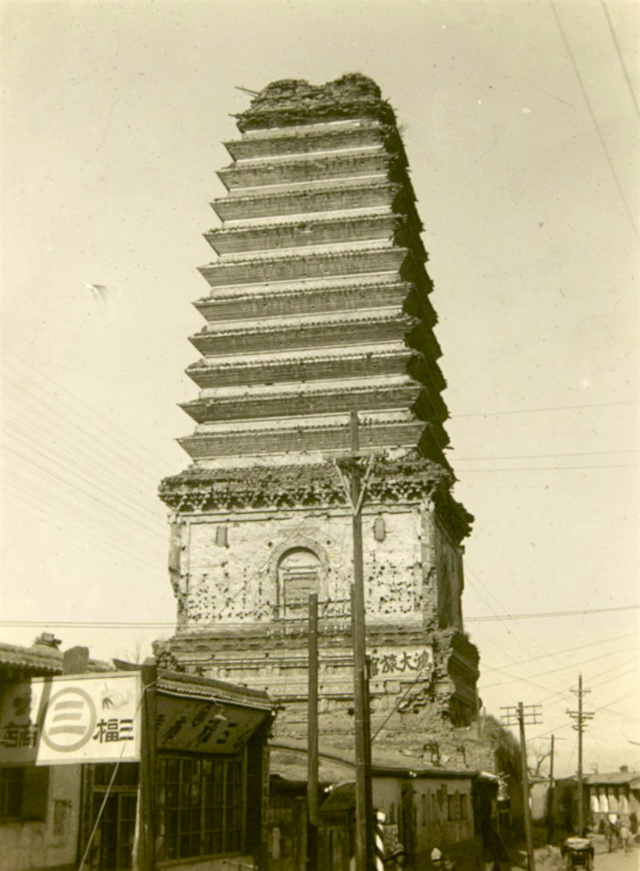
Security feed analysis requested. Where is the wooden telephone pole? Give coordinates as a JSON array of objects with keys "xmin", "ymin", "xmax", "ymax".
[
  {"xmin": 335, "ymin": 411, "xmax": 376, "ymax": 871},
  {"xmin": 567, "ymin": 674, "xmax": 593, "ymax": 835},
  {"xmin": 307, "ymin": 593, "xmax": 320, "ymax": 871},
  {"xmin": 501, "ymin": 703, "xmax": 542, "ymax": 871}
]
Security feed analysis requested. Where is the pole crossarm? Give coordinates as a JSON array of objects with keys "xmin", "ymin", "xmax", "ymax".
[
  {"xmin": 500, "ymin": 704, "xmax": 543, "ymax": 727},
  {"xmin": 334, "ymin": 454, "xmax": 377, "ymax": 516}
]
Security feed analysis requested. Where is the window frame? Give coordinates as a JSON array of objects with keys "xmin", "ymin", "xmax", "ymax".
[
  {"xmin": 0, "ymin": 766, "xmax": 24, "ymax": 820},
  {"xmin": 156, "ymin": 752, "xmax": 246, "ymax": 861},
  {"xmin": 0, "ymin": 765, "xmax": 49, "ymax": 822}
]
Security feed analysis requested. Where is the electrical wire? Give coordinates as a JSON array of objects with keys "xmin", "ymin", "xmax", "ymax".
[
  {"xmin": 481, "ymin": 631, "xmax": 636, "ymax": 674},
  {"xmin": 466, "ymin": 604, "xmax": 639, "ymax": 622},
  {"xmin": 1, "ymin": 435, "xmax": 165, "ymax": 541},
  {"xmin": 7, "ymin": 486, "xmax": 164, "ymax": 579},
  {"xmin": 548, "ymin": 0, "xmax": 640, "ymax": 242},
  {"xmin": 480, "ymin": 649, "xmax": 638, "ymax": 690},
  {"xmin": 1, "ymin": 442, "xmax": 167, "ymax": 544},
  {"xmin": 599, "ymin": 0, "xmax": 640, "ymax": 123},
  {"xmin": 455, "ymin": 400, "xmax": 637, "ymax": 419},
  {"xmin": 3, "ymin": 348, "xmax": 171, "ymax": 472},
  {"xmin": 1, "ymin": 367, "xmax": 169, "ymax": 490},
  {"xmin": 2, "ymin": 603, "xmax": 638, "ymax": 630},
  {"xmin": 455, "ymin": 449, "xmax": 638, "ymax": 462},
  {"xmin": 2, "ymin": 467, "xmax": 165, "ymax": 559},
  {"xmin": 460, "ymin": 464, "xmax": 637, "ymax": 473}
]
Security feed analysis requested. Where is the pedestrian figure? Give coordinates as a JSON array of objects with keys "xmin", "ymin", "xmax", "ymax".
[
  {"xmin": 384, "ymin": 844, "xmax": 407, "ymax": 869},
  {"xmin": 430, "ymin": 847, "xmax": 444, "ymax": 869},
  {"xmin": 430, "ymin": 847, "xmax": 456, "ymax": 870},
  {"xmin": 606, "ymin": 817, "xmax": 617, "ymax": 852},
  {"xmin": 619, "ymin": 822, "xmax": 631, "ymax": 853}
]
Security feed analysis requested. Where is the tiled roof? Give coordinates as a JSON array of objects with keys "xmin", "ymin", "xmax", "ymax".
[
  {"xmin": 0, "ymin": 641, "xmax": 63, "ymax": 675},
  {"xmin": 585, "ymin": 771, "xmax": 640, "ymax": 786}
]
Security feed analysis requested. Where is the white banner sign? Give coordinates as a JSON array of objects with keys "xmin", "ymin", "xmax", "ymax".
[{"xmin": 0, "ymin": 673, "xmax": 142, "ymax": 766}]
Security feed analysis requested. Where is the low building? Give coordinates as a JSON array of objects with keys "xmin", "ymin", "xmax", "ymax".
[
  {"xmin": 265, "ymin": 751, "xmax": 502, "ymax": 871},
  {"xmin": 0, "ymin": 634, "xmax": 108, "ymax": 871},
  {"xmin": 0, "ymin": 639, "xmax": 276, "ymax": 871},
  {"xmin": 586, "ymin": 768, "xmax": 640, "ymax": 831}
]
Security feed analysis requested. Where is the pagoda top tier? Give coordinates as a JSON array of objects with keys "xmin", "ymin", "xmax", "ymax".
[
  {"xmin": 236, "ymin": 74, "xmax": 396, "ymax": 132},
  {"xmin": 168, "ymin": 76, "xmax": 459, "ymax": 472}
]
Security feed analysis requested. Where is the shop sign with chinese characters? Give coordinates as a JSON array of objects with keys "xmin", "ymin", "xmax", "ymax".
[
  {"xmin": 0, "ymin": 673, "xmax": 142, "ymax": 766},
  {"xmin": 368, "ymin": 646, "xmax": 434, "ymax": 685},
  {"xmin": 156, "ymin": 693, "xmax": 268, "ymax": 754}
]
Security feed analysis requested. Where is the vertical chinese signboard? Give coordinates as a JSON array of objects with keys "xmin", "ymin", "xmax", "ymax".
[{"xmin": 0, "ymin": 672, "xmax": 142, "ymax": 765}]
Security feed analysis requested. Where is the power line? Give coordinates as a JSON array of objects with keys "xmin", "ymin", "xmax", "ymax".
[
  {"xmin": 1, "ymin": 433, "xmax": 164, "ymax": 540},
  {"xmin": 6, "ymin": 479, "xmax": 164, "ymax": 575},
  {"xmin": 467, "ymin": 604, "xmax": 639, "ymax": 622},
  {"xmin": 480, "ymin": 648, "xmax": 638, "ymax": 690},
  {"xmin": 2, "ymin": 348, "xmax": 172, "ymax": 471},
  {"xmin": 2, "ymin": 390, "xmax": 161, "ymax": 496},
  {"xmin": 3, "ymin": 603, "xmax": 637, "ymax": 630},
  {"xmin": 1, "ymin": 442, "xmax": 167, "ymax": 544},
  {"xmin": 9, "ymin": 494, "xmax": 164, "ymax": 583},
  {"xmin": 535, "ymin": 655, "xmax": 639, "ymax": 710},
  {"xmin": 2, "ymin": 465, "xmax": 166, "ymax": 560},
  {"xmin": 455, "ymin": 449, "xmax": 638, "ymax": 462},
  {"xmin": 600, "ymin": 0, "xmax": 640, "ymax": 123},
  {"xmin": 466, "ymin": 568, "xmax": 544, "ymax": 677},
  {"xmin": 461, "ymin": 464, "xmax": 637, "ymax": 473},
  {"xmin": 455, "ymin": 400, "xmax": 637, "ymax": 419},
  {"xmin": 548, "ymin": 0, "xmax": 640, "ymax": 242},
  {"xmin": 1, "ymin": 363, "xmax": 169, "ymax": 487},
  {"xmin": 481, "ymin": 631, "xmax": 636, "ymax": 674}
]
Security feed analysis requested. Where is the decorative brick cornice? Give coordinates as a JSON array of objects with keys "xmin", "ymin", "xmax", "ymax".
[{"xmin": 158, "ymin": 451, "xmax": 473, "ymax": 539}]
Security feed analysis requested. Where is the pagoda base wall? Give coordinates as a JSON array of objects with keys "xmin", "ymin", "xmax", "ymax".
[{"xmin": 154, "ymin": 622, "xmax": 480, "ymax": 768}]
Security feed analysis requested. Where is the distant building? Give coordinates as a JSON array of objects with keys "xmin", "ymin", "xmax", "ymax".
[
  {"xmin": 156, "ymin": 75, "xmax": 481, "ymax": 769},
  {"xmin": 586, "ymin": 767, "xmax": 640, "ymax": 830}
]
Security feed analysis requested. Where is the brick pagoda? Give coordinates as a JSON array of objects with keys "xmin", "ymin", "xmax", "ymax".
[{"xmin": 156, "ymin": 75, "xmax": 480, "ymax": 765}]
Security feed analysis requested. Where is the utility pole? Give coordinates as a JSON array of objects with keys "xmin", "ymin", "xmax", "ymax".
[
  {"xmin": 567, "ymin": 674, "xmax": 594, "ymax": 835},
  {"xmin": 335, "ymin": 411, "xmax": 376, "ymax": 871},
  {"xmin": 547, "ymin": 734, "xmax": 555, "ymax": 845},
  {"xmin": 546, "ymin": 735, "xmax": 560, "ymax": 844},
  {"xmin": 501, "ymin": 703, "xmax": 542, "ymax": 871},
  {"xmin": 545, "ymin": 734, "xmax": 565, "ymax": 845},
  {"xmin": 138, "ymin": 661, "xmax": 157, "ymax": 871},
  {"xmin": 307, "ymin": 593, "xmax": 319, "ymax": 871}
]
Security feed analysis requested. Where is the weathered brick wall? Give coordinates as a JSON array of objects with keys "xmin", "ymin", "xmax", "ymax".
[
  {"xmin": 206, "ymin": 214, "xmax": 398, "ymax": 255},
  {"xmin": 212, "ymin": 182, "xmax": 400, "ymax": 222},
  {"xmin": 157, "ymin": 497, "xmax": 480, "ymax": 748},
  {"xmin": 200, "ymin": 247, "xmax": 408, "ymax": 287},
  {"xmin": 181, "ymin": 505, "xmax": 428, "ymax": 626},
  {"xmin": 0, "ymin": 766, "xmax": 82, "ymax": 871},
  {"xmin": 180, "ymin": 418, "xmax": 426, "ymax": 459},
  {"xmin": 195, "ymin": 282, "xmax": 409, "ymax": 323},
  {"xmin": 187, "ymin": 348, "xmax": 411, "ymax": 389},
  {"xmin": 218, "ymin": 151, "xmax": 394, "ymax": 189},
  {"xmin": 225, "ymin": 123, "xmax": 384, "ymax": 160}
]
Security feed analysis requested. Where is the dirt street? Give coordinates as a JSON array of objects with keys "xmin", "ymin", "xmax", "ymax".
[
  {"xmin": 591, "ymin": 838, "xmax": 640, "ymax": 871},
  {"xmin": 509, "ymin": 835, "xmax": 640, "ymax": 871}
]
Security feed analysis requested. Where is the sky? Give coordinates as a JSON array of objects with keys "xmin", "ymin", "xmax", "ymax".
[{"xmin": 1, "ymin": 0, "xmax": 638, "ymax": 779}]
